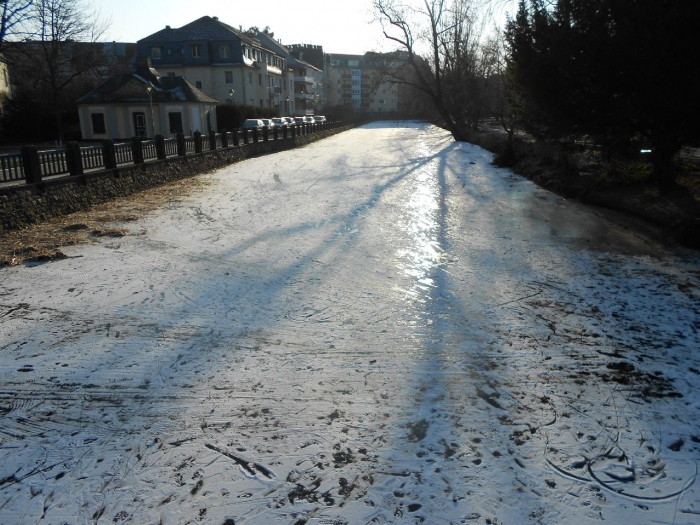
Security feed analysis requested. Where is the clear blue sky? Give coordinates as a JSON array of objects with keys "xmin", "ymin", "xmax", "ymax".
[{"xmin": 91, "ymin": 0, "xmax": 389, "ymax": 55}]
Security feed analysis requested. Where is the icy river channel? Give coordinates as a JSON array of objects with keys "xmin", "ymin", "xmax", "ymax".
[{"xmin": 1, "ymin": 122, "xmax": 700, "ymax": 525}]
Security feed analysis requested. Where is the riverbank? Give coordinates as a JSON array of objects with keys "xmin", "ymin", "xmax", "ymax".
[{"xmin": 465, "ymin": 125, "xmax": 700, "ymax": 250}]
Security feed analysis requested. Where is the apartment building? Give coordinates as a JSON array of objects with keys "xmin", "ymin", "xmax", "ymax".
[
  {"xmin": 136, "ymin": 16, "xmax": 295, "ymax": 115},
  {"xmin": 255, "ymin": 34, "xmax": 323, "ymax": 116},
  {"xmin": 323, "ymin": 52, "xmax": 401, "ymax": 113}
]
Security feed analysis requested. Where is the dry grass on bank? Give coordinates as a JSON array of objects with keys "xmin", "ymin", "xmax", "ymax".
[{"xmin": 1, "ymin": 177, "xmax": 210, "ymax": 267}]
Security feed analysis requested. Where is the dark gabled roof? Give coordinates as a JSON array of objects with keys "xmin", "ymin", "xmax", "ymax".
[
  {"xmin": 138, "ymin": 16, "xmax": 258, "ymax": 46},
  {"xmin": 76, "ymin": 68, "xmax": 218, "ymax": 105},
  {"xmin": 158, "ymin": 76, "xmax": 219, "ymax": 103}
]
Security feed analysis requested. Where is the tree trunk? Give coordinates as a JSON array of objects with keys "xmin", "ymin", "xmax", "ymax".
[{"xmin": 650, "ymin": 131, "xmax": 680, "ymax": 188}]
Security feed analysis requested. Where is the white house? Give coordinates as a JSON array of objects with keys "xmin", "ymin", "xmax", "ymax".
[{"xmin": 77, "ymin": 58, "xmax": 218, "ymax": 140}]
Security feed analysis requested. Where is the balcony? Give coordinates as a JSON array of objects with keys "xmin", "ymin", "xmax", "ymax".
[
  {"xmin": 295, "ymin": 92, "xmax": 316, "ymax": 100},
  {"xmin": 294, "ymin": 76, "xmax": 316, "ymax": 86}
]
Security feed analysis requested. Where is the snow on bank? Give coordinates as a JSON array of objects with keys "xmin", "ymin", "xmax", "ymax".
[{"xmin": 1, "ymin": 122, "xmax": 699, "ymax": 524}]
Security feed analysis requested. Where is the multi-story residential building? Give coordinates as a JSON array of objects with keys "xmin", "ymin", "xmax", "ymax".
[
  {"xmin": 254, "ymin": 33, "xmax": 323, "ymax": 116},
  {"xmin": 323, "ymin": 52, "xmax": 400, "ymax": 113},
  {"xmin": 136, "ymin": 16, "xmax": 295, "ymax": 115},
  {"xmin": 287, "ymin": 44, "xmax": 325, "ymax": 114},
  {"xmin": 0, "ymin": 55, "xmax": 11, "ymax": 112}
]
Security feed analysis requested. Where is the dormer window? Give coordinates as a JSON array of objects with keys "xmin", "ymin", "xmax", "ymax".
[
  {"xmin": 191, "ymin": 44, "xmax": 202, "ymax": 58},
  {"xmin": 220, "ymin": 46, "xmax": 229, "ymax": 59},
  {"xmin": 151, "ymin": 47, "xmax": 162, "ymax": 60}
]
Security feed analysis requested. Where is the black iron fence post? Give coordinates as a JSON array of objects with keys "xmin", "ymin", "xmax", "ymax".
[
  {"xmin": 252, "ymin": 128, "xmax": 259, "ymax": 143},
  {"xmin": 273, "ymin": 127, "xmax": 279, "ymax": 141},
  {"xmin": 21, "ymin": 145, "xmax": 42, "ymax": 184},
  {"xmin": 102, "ymin": 140, "xmax": 117, "ymax": 169},
  {"xmin": 176, "ymin": 133, "xmax": 186, "ymax": 156},
  {"xmin": 194, "ymin": 131, "xmax": 202, "ymax": 154},
  {"xmin": 243, "ymin": 129, "xmax": 250, "ymax": 145},
  {"xmin": 221, "ymin": 129, "xmax": 228, "ymax": 148},
  {"xmin": 155, "ymin": 135, "xmax": 166, "ymax": 160},
  {"xmin": 263, "ymin": 126, "xmax": 269, "ymax": 142},
  {"xmin": 66, "ymin": 142, "xmax": 84, "ymax": 176},
  {"xmin": 209, "ymin": 130, "xmax": 217, "ymax": 151},
  {"xmin": 131, "ymin": 138, "xmax": 144, "ymax": 164},
  {"xmin": 291, "ymin": 124, "xmax": 297, "ymax": 138}
]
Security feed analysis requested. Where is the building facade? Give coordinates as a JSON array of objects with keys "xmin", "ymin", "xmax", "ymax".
[
  {"xmin": 136, "ymin": 16, "xmax": 295, "ymax": 115},
  {"xmin": 255, "ymin": 34, "xmax": 323, "ymax": 116},
  {"xmin": 0, "ymin": 55, "xmax": 11, "ymax": 112},
  {"xmin": 77, "ymin": 59, "xmax": 218, "ymax": 140},
  {"xmin": 323, "ymin": 53, "xmax": 400, "ymax": 113}
]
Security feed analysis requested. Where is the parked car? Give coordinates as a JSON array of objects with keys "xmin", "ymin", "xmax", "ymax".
[
  {"xmin": 294, "ymin": 116, "xmax": 315, "ymax": 125},
  {"xmin": 313, "ymin": 115, "xmax": 327, "ymax": 123},
  {"xmin": 241, "ymin": 119, "xmax": 265, "ymax": 130},
  {"xmin": 271, "ymin": 118, "xmax": 287, "ymax": 129},
  {"xmin": 283, "ymin": 117, "xmax": 295, "ymax": 127}
]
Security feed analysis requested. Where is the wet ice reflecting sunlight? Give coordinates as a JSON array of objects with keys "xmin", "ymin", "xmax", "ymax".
[{"xmin": 396, "ymin": 142, "xmax": 442, "ymax": 304}]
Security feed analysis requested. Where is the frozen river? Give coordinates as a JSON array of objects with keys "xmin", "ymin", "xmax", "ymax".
[{"xmin": 1, "ymin": 122, "xmax": 699, "ymax": 524}]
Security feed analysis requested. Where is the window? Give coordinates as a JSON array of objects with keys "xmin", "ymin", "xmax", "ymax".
[
  {"xmin": 195, "ymin": 80, "xmax": 202, "ymax": 89},
  {"xmin": 331, "ymin": 59, "xmax": 339, "ymax": 66},
  {"xmin": 91, "ymin": 113, "xmax": 106, "ymax": 134},
  {"xmin": 260, "ymin": 99, "xmax": 263, "ymax": 107},
  {"xmin": 191, "ymin": 44, "xmax": 201, "ymax": 58},
  {"xmin": 351, "ymin": 69, "xmax": 360, "ymax": 75},
  {"xmin": 151, "ymin": 47, "xmax": 161, "ymax": 60},
  {"xmin": 133, "ymin": 112, "xmax": 147, "ymax": 138},
  {"xmin": 352, "ymin": 79, "xmax": 359, "ymax": 86},
  {"xmin": 248, "ymin": 72, "xmax": 253, "ymax": 85},
  {"xmin": 168, "ymin": 112, "xmax": 183, "ymax": 133},
  {"xmin": 352, "ymin": 89, "xmax": 360, "ymax": 95},
  {"xmin": 258, "ymin": 73, "xmax": 262, "ymax": 86},
  {"xmin": 378, "ymin": 99, "xmax": 385, "ymax": 104},
  {"xmin": 220, "ymin": 46, "xmax": 230, "ymax": 59},
  {"xmin": 225, "ymin": 71, "xmax": 233, "ymax": 84}
]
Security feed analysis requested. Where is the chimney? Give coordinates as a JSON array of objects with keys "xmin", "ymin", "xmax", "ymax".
[
  {"xmin": 166, "ymin": 25, "xmax": 171, "ymax": 30},
  {"xmin": 213, "ymin": 16, "xmax": 218, "ymax": 21}
]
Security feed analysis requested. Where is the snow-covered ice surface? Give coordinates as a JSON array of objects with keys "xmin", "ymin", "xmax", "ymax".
[{"xmin": 1, "ymin": 122, "xmax": 700, "ymax": 525}]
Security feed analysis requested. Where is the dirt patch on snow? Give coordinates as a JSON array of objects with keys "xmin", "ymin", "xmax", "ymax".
[{"xmin": 0, "ymin": 176, "xmax": 209, "ymax": 267}]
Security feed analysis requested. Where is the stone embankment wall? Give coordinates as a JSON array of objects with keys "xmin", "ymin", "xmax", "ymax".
[{"xmin": 0, "ymin": 126, "xmax": 352, "ymax": 232}]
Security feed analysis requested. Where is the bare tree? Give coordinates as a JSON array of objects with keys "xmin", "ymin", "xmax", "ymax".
[
  {"xmin": 0, "ymin": 0, "xmax": 33, "ymax": 52},
  {"xmin": 373, "ymin": 0, "xmax": 493, "ymax": 141},
  {"xmin": 480, "ymin": 33, "xmax": 515, "ymax": 141},
  {"xmin": 6, "ymin": 0, "xmax": 108, "ymax": 140}
]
